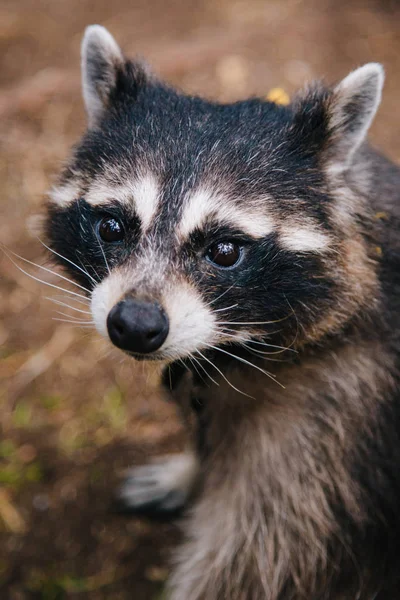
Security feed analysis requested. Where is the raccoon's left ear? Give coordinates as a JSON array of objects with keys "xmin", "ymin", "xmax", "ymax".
[
  {"xmin": 81, "ymin": 25, "xmax": 125, "ymax": 128},
  {"xmin": 327, "ymin": 63, "xmax": 384, "ymax": 172}
]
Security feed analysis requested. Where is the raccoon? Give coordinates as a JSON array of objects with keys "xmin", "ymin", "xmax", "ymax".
[{"xmin": 43, "ymin": 25, "xmax": 400, "ymax": 600}]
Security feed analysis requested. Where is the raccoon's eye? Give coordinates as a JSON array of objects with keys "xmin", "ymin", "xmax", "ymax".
[
  {"xmin": 206, "ymin": 241, "xmax": 242, "ymax": 268},
  {"xmin": 98, "ymin": 216, "xmax": 125, "ymax": 243}
]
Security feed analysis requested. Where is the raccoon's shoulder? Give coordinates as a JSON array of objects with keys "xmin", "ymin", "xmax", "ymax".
[
  {"xmin": 348, "ymin": 146, "xmax": 400, "ymax": 255},
  {"xmin": 366, "ymin": 148, "xmax": 400, "ymax": 216},
  {"xmin": 365, "ymin": 150, "xmax": 400, "ymax": 251},
  {"xmin": 357, "ymin": 148, "xmax": 400, "ymax": 340}
]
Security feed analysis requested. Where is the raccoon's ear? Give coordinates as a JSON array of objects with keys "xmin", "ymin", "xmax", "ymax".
[
  {"xmin": 327, "ymin": 63, "xmax": 384, "ymax": 172},
  {"xmin": 81, "ymin": 25, "xmax": 125, "ymax": 128}
]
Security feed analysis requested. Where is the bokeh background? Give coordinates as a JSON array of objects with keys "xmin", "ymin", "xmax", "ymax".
[{"xmin": 1, "ymin": 0, "xmax": 400, "ymax": 598}]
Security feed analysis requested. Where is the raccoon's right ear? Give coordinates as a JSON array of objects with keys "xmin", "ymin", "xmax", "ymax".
[
  {"xmin": 81, "ymin": 25, "xmax": 125, "ymax": 128},
  {"xmin": 326, "ymin": 63, "xmax": 384, "ymax": 173}
]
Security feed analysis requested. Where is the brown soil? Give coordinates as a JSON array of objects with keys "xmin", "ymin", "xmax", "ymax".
[{"xmin": 1, "ymin": 0, "xmax": 400, "ymax": 598}]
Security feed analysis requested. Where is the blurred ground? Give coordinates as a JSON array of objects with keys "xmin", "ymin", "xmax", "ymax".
[{"xmin": 1, "ymin": 0, "xmax": 400, "ymax": 598}]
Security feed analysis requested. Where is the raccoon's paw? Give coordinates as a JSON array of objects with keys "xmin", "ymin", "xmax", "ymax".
[{"xmin": 115, "ymin": 453, "xmax": 198, "ymax": 518}]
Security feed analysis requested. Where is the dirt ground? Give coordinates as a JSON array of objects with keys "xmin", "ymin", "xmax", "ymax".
[{"xmin": 1, "ymin": 0, "xmax": 400, "ymax": 598}]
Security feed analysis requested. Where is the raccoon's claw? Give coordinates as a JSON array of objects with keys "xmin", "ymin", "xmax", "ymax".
[{"xmin": 114, "ymin": 453, "xmax": 198, "ymax": 518}]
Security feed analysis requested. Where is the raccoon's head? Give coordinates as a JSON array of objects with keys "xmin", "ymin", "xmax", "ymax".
[{"xmin": 45, "ymin": 26, "xmax": 383, "ymax": 365}]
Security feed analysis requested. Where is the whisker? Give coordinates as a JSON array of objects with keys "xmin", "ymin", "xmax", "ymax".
[
  {"xmin": 244, "ymin": 338, "xmax": 297, "ymax": 352},
  {"xmin": 1, "ymin": 245, "xmax": 91, "ymax": 294},
  {"xmin": 37, "ymin": 238, "xmax": 98, "ymax": 285},
  {"xmin": 219, "ymin": 330, "xmax": 297, "ymax": 354},
  {"xmin": 205, "ymin": 283, "xmax": 237, "ymax": 307},
  {"xmin": 242, "ymin": 343, "xmax": 289, "ymax": 357},
  {"xmin": 178, "ymin": 359, "xmax": 191, "ymax": 373},
  {"xmin": 283, "ymin": 295, "xmax": 300, "ymax": 349},
  {"xmin": 1, "ymin": 249, "xmax": 92, "ymax": 302},
  {"xmin": 218, "ymin": 326, "xmax": 244, "ymax": 335},
  {"xmin": 205, "ymin": 343, "xmax": 285, "ymax": 389},
  {"xmin": 92, "ymin": 225, "xmax": 110, "ymax": 275},
  {"xmin": 187, "ymin": 355, "xmax": 208, "ymax": 386},
  {"xmin": 99, "ymin": 243, "xmax": 110, "ymax": 275},
  {"xmin": 196, "ymin": 350, "xmax": 254, "ymax": 398},
  {"xmin": 46, "ymin": 297, "xmax": 92, "ymax": 315},
  {"xmin": 79, "ymin": 257, "xmax": 101, "ymax": 284},
  {"xmin": 50, "ymin": 294, "xmax": 91, "ymax": 307},
  {"xmin": 221, "ymin": 331, "xmax": 296, "ymax": 354},
  {"xmin": 213, "ymin": 303, "xmax": 239, "ymax": 313},
  {"xmin": 217, "ymin": 315, "xmax": 289, "ymax": 326},
  {"xmin": 242, "ymin": 346, "xmax": 286, "ymax": 363},
  {"xmin": 52, "ymin": 318, "xmax": 94, "ymax": 326},
  {"xmin": 74, "ymin": 246, "xmax": 102, "ymax": 284},
  {"xmin": 188, "ymin": 352, "xmax": 218, "ymax": 386},
  {"xmin": 54, "ymin": 310, "xmax": 94, "ymax": 323}
]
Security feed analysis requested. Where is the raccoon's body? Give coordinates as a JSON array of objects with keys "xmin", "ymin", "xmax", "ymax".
[{"xmin": 44, "ymin": 26, "xmax": 400, "ymax": 599}]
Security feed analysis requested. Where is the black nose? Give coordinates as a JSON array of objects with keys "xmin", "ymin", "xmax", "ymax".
[{"xmin": 107, "ymin": 299, "xmax": 169, "ymax": 354}]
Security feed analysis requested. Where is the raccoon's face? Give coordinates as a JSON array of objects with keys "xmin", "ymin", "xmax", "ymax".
[{"xmin": 45, "ymin": 26, "xmax": 383, "ymax": 364}]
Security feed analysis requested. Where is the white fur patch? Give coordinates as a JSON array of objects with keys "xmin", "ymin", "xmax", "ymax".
[
  {"xmin": 49, "ymin": 182, "xmax": 81, "ymax": 206},
  {"xmin": 178, "ymin": 188, "xmax": 274, "ymax": 240},
  {"xmin": 279, "ymin": 226, "xmax": 330, "ymax": 253},
  {"xmin": 90, "ymin": 271, "xmax": 126, "ymax": 338},
  {"xmin": 130, "ymin": 174, "xmax": 160, "ymax": 231},
  {"xmin": 118, "ymin": 453, "xmax": 198, "ymax": 510},
  {"xmin": 161, "ymin": 281, "xmax": 217, "ymax": 360},
  {"xmin": 49, "ymin": 169, "xmax": 161, "ymax": 234},
  {"xmin": 83, "ymin": 173, "xmax": 160, "ymax": 231}
]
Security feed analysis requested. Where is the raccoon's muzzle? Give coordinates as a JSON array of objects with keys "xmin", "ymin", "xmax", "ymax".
[{"xmin": 107, "ymin": 298, "xmax": 169, "ymax": 355}]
